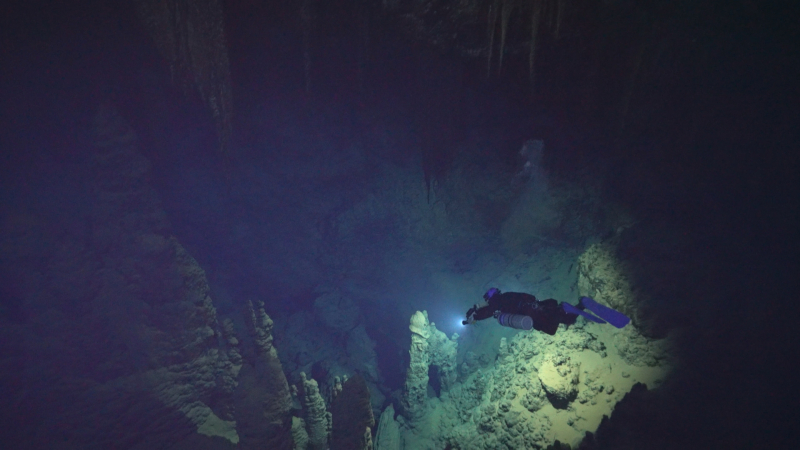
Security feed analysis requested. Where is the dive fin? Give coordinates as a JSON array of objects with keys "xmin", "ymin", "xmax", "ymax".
[
  {"xmin": 580, "ymin": 297, "xmax": 631, "ymax": 328},
  {"xmin": 562, "ymin": 302, "xmax": 606, "ymax": 324}
]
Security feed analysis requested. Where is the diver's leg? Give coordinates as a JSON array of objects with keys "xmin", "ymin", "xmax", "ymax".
[
  {"xmin": 579, "ymin": 297, "xmax": 630, "ymax": 328},
  {"xmin": 562, "ymin": 302, "xmax": 606, "ymax": 324}
]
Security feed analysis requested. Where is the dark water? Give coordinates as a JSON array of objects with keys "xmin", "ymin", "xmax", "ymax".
[{"xmin": 1, "ymin": 0, "xmax": 797, "ymax": 449}]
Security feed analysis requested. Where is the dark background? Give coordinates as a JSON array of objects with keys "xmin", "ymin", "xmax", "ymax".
[{"xmin": 2, "ymin": 0, "xmax": 798, "ymax": 448}]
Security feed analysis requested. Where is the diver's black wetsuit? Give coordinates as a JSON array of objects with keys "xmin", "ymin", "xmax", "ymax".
[{"xmin": 468, "ymin": 291, "xmax": 578, "ymax": 335}]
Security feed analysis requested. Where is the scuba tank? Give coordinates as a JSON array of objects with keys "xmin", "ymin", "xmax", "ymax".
[{"xmin": 497, "ymin": 313, "xmax": 533, "ymax": 330}]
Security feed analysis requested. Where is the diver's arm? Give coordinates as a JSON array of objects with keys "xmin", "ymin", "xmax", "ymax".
[
  {"xmin": 463, "ymin": 304, "xmax": 497, "ymax": 324},
  {"xmin": 473, "ymin": 305, "xmax": 496, "ymax": 320}
]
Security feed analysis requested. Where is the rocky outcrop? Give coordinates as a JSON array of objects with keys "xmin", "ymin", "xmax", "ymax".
[
  {"xmin": 272, "ymin": 296, "xmax": 385, "ymax": 428},
  {"xmin": 235, "ymin": 300, "xmax": 294, "ymax": 449},
  {"xmin": 613, "ymin": 325, "xmax": 671, "ymax": 367},
  {"xmin": 346, "ymin": 325, "xmax": 380, "ymax": 383},
  {"xmin": 86, "ymin": 106, "xmax": 241, "ymax": 444},
  {"xmin": 391, "ymin": 301, "xmax": 672, "ymax": 449},
  {"xmin": 538, "ymin": 354, "xmax": 580, "ymax": 408},
  {"xmin": 577, "ymin": 242, "xmax": 640, "ymax": 327},
  {"xmin": 374, "ymin": 404, "xmax": 402, "ymax": 450},
  {"xmin": 428, "ymin": 328, "xmax": 459, "ymax": 393},
  {"xmin": 291, "ymin": 416, "xmax": 310, "ymax": 450},
  {"xmin": 579, "ymin": 383, "xmax": 683, "ymax": 450},
  {"xmin": 401, "ymin": 310, "xmax": 458, "ymax": 427},
  {"xmin": 0, "ymin": 106, "xmax": 243, "ymax": 448},
  {"xmin": 577, "ymin": 230, "xmax": 697, "ymax": 338},
  {"xmin": 500, "ymin": 140, "xmax": 563, "ymax": 252},
  {"xmin": 331, "ymin": 374, "xmax": 375, "ymax": 450},
  {"xmin": 298, "ymin": 372, "xmax": 331, "ymax": 450},
  {"xmin": 313, "ymin": 288, "xmax": 360, "ymax": 334},
  {"xmin": 401, "ymin": 311, "xmax": 432, "ymax": 423}
]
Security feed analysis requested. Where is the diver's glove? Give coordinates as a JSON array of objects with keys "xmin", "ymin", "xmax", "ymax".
[{"xmin": 463, "ymin": 305, "xmax": 479, "ymax": 325}]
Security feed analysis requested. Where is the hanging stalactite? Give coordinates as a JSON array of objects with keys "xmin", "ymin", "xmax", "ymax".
[
  {"xmin": 483, "ymin": 0, "xmax": 566, "ymax": 90},
  {"xmin": 529, "ymin": 0, "xmax": 543, "ymax": 91},
  {"xmin": 487, "ymin": 0, "xmax": 500, "ymax": 77},
  {"xmin": 133, "ymin": 0, "xmax": 234, "ymax": 158},
  {"xmin": 497, "ymin": 0, "xmax": 516, "ymax": 75}
]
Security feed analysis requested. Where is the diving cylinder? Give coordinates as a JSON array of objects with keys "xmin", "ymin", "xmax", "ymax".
[{"xmin": 497, "ymin": 313, "xmax": 533, "ymax": 330}]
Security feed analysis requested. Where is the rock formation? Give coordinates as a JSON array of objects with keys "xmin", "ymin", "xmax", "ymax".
[
  {"xmin": 0, "ymin": 106, "xmax": 244, "ymax": 448},
  {"xmin": 401, "ymin": 310, "xmax": 458, "ymax": 427},
  {"xmin": 389, "ymin": 304, "xmax": 671, "ymax": 449},
  {"xmin": 578, "ymin": 238, "xmax": 690, "ymax": 339},
  {"xmin": 331, "ymin": 374, "xmax": 375, "ymax": 450},
  {"xmin": 235, "ymin": 300, "xmax": 294, "ymax": 449},
  {"xmin": 401, "ymin": 311, "xmax": 432, "ymax": 423},
  {"xmin": 577, "ymin": 242, "xmax": 641, "ymax": 328},
  {"xmin": 297, "ymin": 372, "xmax": 331, "ymax": 450},
  {"xmin": 313, "ymin": 288, "xmax": 360, "ymax": 334},
  {"xmin": 538, "ymin": 353, "xmax": 580, "ymax": 408},
  {"xmin": 88, "ymin": 106, "xmax": 241, "ymax": 444},
  {"xmin": 374, "ymin": 404, "xmax": 402, "ymax": 450}
]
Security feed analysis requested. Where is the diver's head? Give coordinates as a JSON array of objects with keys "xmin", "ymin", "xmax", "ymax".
[{"xmin": 483, "ymin": 288, "xmax": 500, "ymax": 301}]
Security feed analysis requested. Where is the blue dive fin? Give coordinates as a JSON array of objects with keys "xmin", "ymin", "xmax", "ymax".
[
  {"xmin": 562, "ymin": 302, "xmax": 606, "ymax": 324},
  {"xmin": 580, "ymin": 297, "xmax": 631, "ymax": 328}
]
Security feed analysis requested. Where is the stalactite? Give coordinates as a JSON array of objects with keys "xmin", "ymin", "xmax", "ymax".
[
  {"xmin": 133, "ymin": 0, "xmax": 233, "ymax": 157},
  {"xmin": 487, "ymin": 0, "xmax": 499, "ymax": 77},
  {"xmin": 486, "ymin": 0, "xmax": 565, "ymax": 79},
  {"xmin": 529, "ymin": 0, "xmax": 543, "ymax": 90},
  {"xmin": 554, "ymin": 0, "xmax": 565, "ymax": 39},
  {"xmin": 498, "ymin": 0, "xmax": 515, "ymax": 74}
]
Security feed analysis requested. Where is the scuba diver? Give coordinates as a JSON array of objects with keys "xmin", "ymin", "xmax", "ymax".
[{"xmin": 462, "ymin": 288, "xmax": 630, "ymax": 335}]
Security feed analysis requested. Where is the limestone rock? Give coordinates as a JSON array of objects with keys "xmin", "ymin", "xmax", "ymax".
[
  {"xmin": 402, "ymin": 311, "xmax": 431, "ymax": 422},
  {"xmin": 374, "ymin": 404, "xmax": 401, "ymax": 450},
  {"xmin": 538, "ymin": 356, "xmax": 579, "ymax": 408},
  {"xmin": 291, "ymin": 416, "xmax": 310, "ymax": 450},
  {"xmin": 614, "ymin": 326, "xmax": 671, "ymax": 367},
  {"xmin": 221, "ymin": 318, "xmax": 243, "ymax": 371},
  {"xmin": 346, "ymin": 324, "xmax": 380, "ymax": 383},
  {"xmin": 0, "ymin": 107, "xmax": 245, "ymax": 447},
  {"xmin": 402, "ymin": 311, "xmax": 460, "ymax": 423},
  {"xmin": 409, "ymin": 311, "xmax": 431, "ymax": 339},
  {"xmin": 314, "ymin": 289, "xmax": 360, "ymax": 333},
  {"xmin": 577, "ymin": 242, "xmax": 639, "ymax": 328},
  {"xmin": 427, "ymin": 321, "xmax": 458, "ymax": 392},
  {"xmin": 330, "ymin": 375, "xmax": 375, "ymax": 450},
  {"xmin": 520, "ymin": 377, "xmax": 547, "ymax": 412},
  {"xmin": 364, "ymin": 426, "xmax": 374, "ymax": 450},
  {"xmin": 237, "ymin": 300, "xmax": 293, "ymax": 449},
  {"xmin": 249, "ymin": 299, "xmax": 277, "ymax": 356},
  {"xmin": 299, "ymin": 372, "xmax": 331, "ymax": 450}
]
